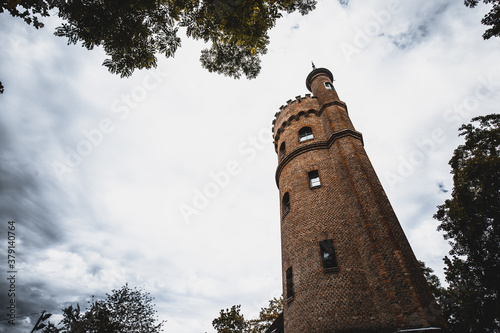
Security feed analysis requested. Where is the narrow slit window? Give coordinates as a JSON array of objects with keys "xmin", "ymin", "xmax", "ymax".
[
  {"xmin": 308, "ymin": 170, "xmax": 321, "ymax": 188},
  {"xmin": 286, "ymin": 266, "xmax": 294, "ymax": 300},
  {"xmin": 299, "ymin": 127, "xmax": 314, "ymax": 143},
  {"xmin": 282, "ymin": 192, "xmax": 290, "ymax": 214},
  {"xmin": 280, "ymin": 142, "xmax": 286, "ymax": 158},
  {"xmin": 324, "ymin": 82, "xmax": 334, "ymax": 90},
  {"xmin": 320, "ymin": 239, "xmax": 338, "ymax": 271}
]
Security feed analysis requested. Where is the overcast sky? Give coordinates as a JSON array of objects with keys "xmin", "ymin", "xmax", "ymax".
[{"xmin": 1, "ymin": 0, "xmax": 500, "ymax": 332}]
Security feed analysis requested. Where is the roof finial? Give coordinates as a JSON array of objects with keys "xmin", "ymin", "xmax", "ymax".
[{"xmin": 311, "ymin": 61, "xmax": 316, "ymax": 70}]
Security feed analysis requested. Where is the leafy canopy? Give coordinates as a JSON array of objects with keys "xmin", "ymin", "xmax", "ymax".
[
  {"xmin": 246, "ymin": 297, "xmax": 283, "ymax": 333},
  {"xmin": 419, "ymin": 260, "xmax": 445, "ymax": 302},
  {"xmin": 2, "ymin": 0, "xmax": 316, "ymax": 80},
  {"xmin": 464, "ymin": 0, "xmax": 500, "ymax": 39},
  {"xmin": 212, "ymin": 304, "xmax": 247, "ymax": 333},
  {"xmin": 434, "ymin": 114, "xmax": 500, "ymax": 332},
  {"xmin": 37, "ymin": 284, "xmax": 165, "ymax": 333},
  {"xmin": 212, "ymin": 297, "xmax": 283, "ymax": 333},
  {"xmin": 0, "ymin": 0, "xmax": 57, "ymax": 29}
]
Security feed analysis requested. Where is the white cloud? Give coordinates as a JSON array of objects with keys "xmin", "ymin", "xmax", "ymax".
[{"xmin": 1, "ymin": 0, "xmax": 499, "ymax": 332}]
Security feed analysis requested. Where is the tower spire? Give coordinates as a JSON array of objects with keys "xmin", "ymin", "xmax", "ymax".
[{"xmin": 311, "ymin": 61, "xmax": 316, "ymax": 70}]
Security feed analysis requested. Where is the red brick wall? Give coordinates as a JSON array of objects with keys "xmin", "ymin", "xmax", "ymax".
[{"xmin": 272, "ymin": 69, "xmax": 445, "ymax": 332}]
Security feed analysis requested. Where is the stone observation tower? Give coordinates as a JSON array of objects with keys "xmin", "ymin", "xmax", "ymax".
[{"xmin": 271, "ymin": 67, "xmax": 445, "ymax": 332}]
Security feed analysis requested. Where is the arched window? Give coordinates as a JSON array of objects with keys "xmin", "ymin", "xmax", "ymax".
[
  {"xmin": 282, "ymin": 192, "xmax": 290, "ymax": 214},
  {"xmin": 280, "ymin": 142, "xmax": 286, "ymax": 158},
  {"xmin": 299, "ymin": 127, "xmax": 314, "ymax": 143},
  {"xmin": 324, "ymin": 82, "xmax": 334, "ymax": 90}
]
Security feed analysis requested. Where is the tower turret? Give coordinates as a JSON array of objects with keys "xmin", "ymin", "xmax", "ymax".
[
  {"xmin": 272, "ymin": 68, "xmax": 445, "ymax": 332},
  {"xmin": 306, "ymin": 67, "xmax": 340, "ymax": 104}
]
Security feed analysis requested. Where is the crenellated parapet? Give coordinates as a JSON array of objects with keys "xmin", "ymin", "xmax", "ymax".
[{"xmin": 272, "ymin": 94, "xmax": 319, "ymax": 148}]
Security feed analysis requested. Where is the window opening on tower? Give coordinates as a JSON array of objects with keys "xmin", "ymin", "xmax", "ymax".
[
  {"xmin": 324, "ymin": 81, "xmax": 334, "ymax": 90},
  {"xmin": 319, "ymin": 239, "xmax": 339, "ymax": 271},
  {"xmin": 308, "ymin": 170, "xmax": 321, "ymax": 188},
  {"xmin": 280, "ymin": 142, "xmax": 286, "ymax": 158},
  {"xmin": 282, "ymin": 192, "xmax": 290, "ymax": 214},
  {"xmin": 299, "ymin": 127, "xmax": 314, "ymax": 143},
  {"xmin": 286, "ymin": 266, "xmax": 294, "ymax": 301}
]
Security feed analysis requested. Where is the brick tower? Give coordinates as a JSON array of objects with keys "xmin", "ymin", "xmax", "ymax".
[{"xmin": 272, "ymin": 67, "xmax": 445, "ymax": 332}]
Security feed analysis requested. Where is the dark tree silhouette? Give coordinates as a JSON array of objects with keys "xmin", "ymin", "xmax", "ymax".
[
  {"xmin": 0, "ymin": 0, "xmax": 57, "ymax": 29},
  {"xmin": 464, "ymin": 0, "xmax": 500, "ymax": 39},
  {"xmin": 212, "ymin": 304, "xmax": 247, "ymax": 333},
  {"xmin": 37, "ymin": 284, "xmax": 165, "ymax": 333},
  {"xmin": 212, "ymin": 297, "xmax": 283, "ymax": 333},
  {"xmin": 1, "ymin": 0, "xmax": 316, "ymax": 80},
  {"xmin": 246, "ymin": 297, "xmax": 283, "ymax": 333},
  {"xmin": 435, "ymin": 114, "xmax": 500, "ymax": 332}
]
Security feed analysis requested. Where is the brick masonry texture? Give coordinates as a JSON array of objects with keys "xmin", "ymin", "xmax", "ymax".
[{"xmin": 272, "ymin": 68, "xmax": 446, "ymax": 332}]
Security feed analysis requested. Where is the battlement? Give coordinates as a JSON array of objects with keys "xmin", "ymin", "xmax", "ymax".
[
  {"xmin": 273, "ymin": 94, "xmax": 316, "ymax": 125},
  {"xmin": 272, "ymin": 94, "xmax": 319, "ymax": 140}
]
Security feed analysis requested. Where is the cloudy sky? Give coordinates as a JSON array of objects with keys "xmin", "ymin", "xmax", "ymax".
[{"xmin": 1, "ymin": 0, "xmax": 499, "ymax": 332}]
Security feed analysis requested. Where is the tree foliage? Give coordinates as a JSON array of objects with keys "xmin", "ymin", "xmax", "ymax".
[
  {"xmin": 464, "ymin": 0, "xmax": 500, "ymax": 39},
  {"xmin": 2, "ymin": 0, "xmax": 316, "ymax": 80},
  {"xmin": 419, "ymin": 260, "xmax": 446, "ymax": 302},
  {"xmin": 0, "ymin": 0, "xmax": 57, "ymax": 28},
  {"xmin": 434, "ymin": 114, "xmax": 500, "ymax": 332},
  {"xmin": 32, "ymin": 311, "xmax": 54, "ymax": 332},
  {"xmin": 246, "ymin": 297, "xmax": 282, "ymax": 333},
  {"xmin": 212, "ymin": 305, "xmax": 247, "ymax": 333},
  {"xmin": 212, "ymin": 297, "xmax": 283, "ymax": 333},
  {"xmin": 37, "ymin": 284, "xmax": 165, "ymax": 333}
]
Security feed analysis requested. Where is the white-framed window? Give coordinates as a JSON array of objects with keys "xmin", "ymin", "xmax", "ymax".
[
  {"xmin": 308, "ymin": 170, "xmax": 321, "ymax": 188},
  {"xmin": 299, "ymin": 127, "xmax": 314, "ymax": 143}
]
